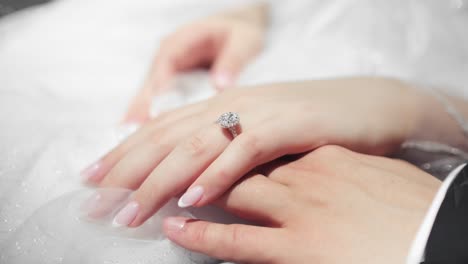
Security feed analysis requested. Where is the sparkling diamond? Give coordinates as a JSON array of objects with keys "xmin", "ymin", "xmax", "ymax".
[{"xmin": 217, "ymin": 112, "xmax": 240, "ymax": 128}]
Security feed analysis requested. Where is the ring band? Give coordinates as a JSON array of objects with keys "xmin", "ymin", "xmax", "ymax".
[{"xmin": 216, "ymin": 112, "xmax": 240, "ymax": 138}]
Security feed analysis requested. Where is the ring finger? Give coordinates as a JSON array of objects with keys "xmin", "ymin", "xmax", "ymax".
[{"xmin": 112, "ymin": 122, "xmax": 234, "ymax": 227}]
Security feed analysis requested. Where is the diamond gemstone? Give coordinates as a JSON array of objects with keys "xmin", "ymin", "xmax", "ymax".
[{"xmin": 217, "ymin": 112, "xmax": 240, "ymax": 128}]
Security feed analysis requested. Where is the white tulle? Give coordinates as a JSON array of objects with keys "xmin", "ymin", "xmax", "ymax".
[
  {"xmin": 1, "ymin": 0, "xmax": 468, "ymax": 263},
  {"xmin": 1, "ymin": 189, "xmax": 224, "ymax": 264}
]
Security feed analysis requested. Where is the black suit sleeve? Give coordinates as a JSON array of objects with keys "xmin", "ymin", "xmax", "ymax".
[{"xmin": 422, "ymin": 165, "xmax": 468, "ymax": 264}]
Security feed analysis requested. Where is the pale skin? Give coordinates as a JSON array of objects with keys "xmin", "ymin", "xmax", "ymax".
[
  {"xmin": 123, "ymin": 3, "xmax": 268, "ymax": 123},
  {"xmin": 79, "ymin": 2, "xmax": 468, "ymax": 261},
  {"xmin": 81, "ymin": 77, "xmax": 466, "ymax": 228},
  {"xmin": 163, "ymin": 146, "xmax": 442, "ymax": 264},
  {"xmin": 82, "ymin": 0, "xmax": 468, "ymax": 230}
]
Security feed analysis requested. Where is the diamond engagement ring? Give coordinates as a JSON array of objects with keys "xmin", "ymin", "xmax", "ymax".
[{"xmin": 216, "ymin": 112, "xmax": 240, "ymax": 138}]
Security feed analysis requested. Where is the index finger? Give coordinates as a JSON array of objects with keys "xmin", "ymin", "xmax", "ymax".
[{"xmin": 163, "ymin": 217, "xmax": 284, "ymax": 263}]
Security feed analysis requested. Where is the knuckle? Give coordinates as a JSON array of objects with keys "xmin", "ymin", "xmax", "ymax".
[
  {"xmin": 182, "ymin": 135, "xmax": 206, "ymax": 156},
  {"xmin": 313, "ymin": 145, "xmax": 347, "ymax": 160},
  {"xmin": 213, "ymin": 168, "xmax": 231, "ymax": 183},
  {"xmin": 285, "ymin": 146, "xmax": 350, "ymax": 177},
  {"xmin": 238, "ymin": 175, "xmax": 269, "ymax": 194},
  {"xmin": 190, "ymin": 222, "xmax": 210, "ymax": 245},
  {"xmin": 266, "ymin": 168, "xmax": 293, "ymax": 186},
  {"xmin": 227, "ymin": 224, "xmax": 243, "ymax": 249},
  {"xmin": 212, "ymin": 225, "xmax": 244, "ymax": 260},
  {"xmin": 237, "ymin": 133, "xmax": 262, "ymax": 160},
  {"xmin": 242, "ymin": 174, "xmax": 267, "ymax": 187},
  {"xmin": 204, "ymin": 169, "xmax": 236, "ymax": 197}
]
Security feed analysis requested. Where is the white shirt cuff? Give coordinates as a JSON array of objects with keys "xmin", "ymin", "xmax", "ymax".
[{"xmin": 406, "ymin": 163, "xmax": 467, "ymax": 264}]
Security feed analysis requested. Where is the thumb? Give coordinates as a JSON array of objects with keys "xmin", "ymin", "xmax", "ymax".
[{"xmin": 163, "ymin": 217, "xmax": 278, "ymax": 263}]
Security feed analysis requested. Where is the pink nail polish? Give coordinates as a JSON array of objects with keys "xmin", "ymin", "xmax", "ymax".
[
  {"xmin": 178, "ymin": 186, "xmax": 204, "ymax": 208},
  {"xmin": 113, "ymin": 201, "xmax": 139, "ymax": 227},
  {"xmin": 214, "ymin": 72, "xmax": 234, "ymax": 89},
  {"xmin": 81, "ymin": 161, "xmax": 103, "ymax": 182},
  {"xmin": 165, "ymin": 217, "xmax": 187, "ymax": 233}
]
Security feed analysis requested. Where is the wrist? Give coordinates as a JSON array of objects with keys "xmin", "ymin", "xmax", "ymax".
[{"xmin": 407, "ymin": 84, "xmax": 468, "ymax": 151}]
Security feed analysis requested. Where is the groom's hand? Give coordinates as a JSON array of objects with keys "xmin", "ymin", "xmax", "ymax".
[{"xmin": 164, "ymin": 146, "xmax": 441, "ymax": 264}]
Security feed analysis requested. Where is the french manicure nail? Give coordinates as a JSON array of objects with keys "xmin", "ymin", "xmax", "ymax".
[
  {"xmin": 165, "ymin": 217, "xmax": 187, "ymax": 233},
  {"xmin": 112, "ymin": 201, "xmax": 139, "ymax": 227},
  {"xmin": 178, "ymin": 186, "xmax": 204, "ymax": 208},
  {"xmin": 81, "ymin": 161, "xmax": 103, "ymax": 182}
]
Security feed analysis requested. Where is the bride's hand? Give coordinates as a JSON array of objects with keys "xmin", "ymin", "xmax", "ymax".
[
  {"xmin": 123, "ymin": 3, "xmax": 268, "ymax": 123},
  {"xmin": 82, "ymin": 77, "xmax": 429, "ymax": 227}
]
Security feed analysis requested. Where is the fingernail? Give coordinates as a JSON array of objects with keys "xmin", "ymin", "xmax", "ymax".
[
  {"xmin": 81, "ymin": 161, "xmax": 103, "ymax": 182},
  {"xmin": 112, "ymin": 201, "xmax": 139, "ymax": 227},
  {"xmin": 214, "ymin": 71, "xmax": 234, "ymax": 89},
  {"xmin": 165, "ymin": 217, "xmax": 187, "ymax": 233},
  {"xmin": 178, "ymin": 186, "xmax": 204, "ymax": 208}
]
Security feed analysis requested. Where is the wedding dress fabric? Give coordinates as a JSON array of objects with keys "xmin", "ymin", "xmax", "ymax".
[{"xmin": 1, "ymin": 0, "xmax": 467, "ymax": 263}]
